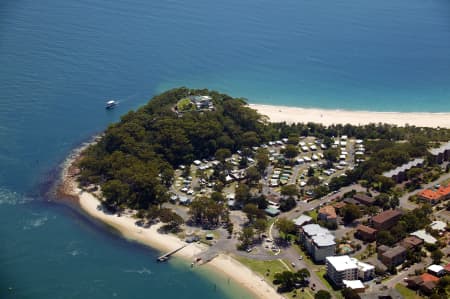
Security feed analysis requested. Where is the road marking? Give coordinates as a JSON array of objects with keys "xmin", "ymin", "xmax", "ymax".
[{"xmin": 278, "ymin": 258, "xmax": 291, "ymax": 271}]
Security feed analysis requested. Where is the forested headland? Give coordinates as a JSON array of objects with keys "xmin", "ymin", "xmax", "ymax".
[{"xmin": 76, "ymin": 87, "xmax": 450, "ymax": 212}]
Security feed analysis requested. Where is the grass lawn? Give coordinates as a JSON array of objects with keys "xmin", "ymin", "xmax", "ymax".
[
  {"xmin": 315, "ymin": 268, "xmax": 343, "ymax": 299},
  {"xmin": 233, "ymin": 256, "xmax": 315, "ymax": 299},
  {"xmin": 395, "ymin": 284, "xmax": 424, "ymax": 299},
  {"xmin": 233, "ymin": 256, "xmax": 288, "ymax": 283},
  {"xmin": 177, "ymin": 97, "xmax": 194, "ymax": 111}
]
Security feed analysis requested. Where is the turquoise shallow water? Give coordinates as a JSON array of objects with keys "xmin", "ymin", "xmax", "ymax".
[{"xmin": 1, "ymin": 0, "xmax": 450, "ymax": 298}]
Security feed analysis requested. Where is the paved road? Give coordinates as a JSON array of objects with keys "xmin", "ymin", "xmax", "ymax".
[
  {"xmin": 399, "ymin": 171, "xmax": 450, "ymax": 211},
  {"xmin": 282, "ymin": 184, "xmax": 367, "ymax": 221},
  {"xmin": 377, "ymin": 256, "xmax": 431, "ymax": 290}
]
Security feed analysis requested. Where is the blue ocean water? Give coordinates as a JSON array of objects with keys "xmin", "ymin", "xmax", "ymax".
[{"xmin": 0, "ymin": 0, "xmax": 449, "ymax": 298}]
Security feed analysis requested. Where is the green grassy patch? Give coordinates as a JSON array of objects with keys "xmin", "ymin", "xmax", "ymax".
[
  {"xmin": 177, "ymin": 97, "xmax": 194, "ymax": 111},
  {"xmin": 315, "ymin": 268, "xmax": 343, "ymax": 299},
  {"xmin": 395, "ymin": 284, "xmax": 424, "ymax": 299},
  {"xmin": 233, "ymin": 256, "xmax": 289, "ymax": 283},
  {"xmin": 306, "ymin": 210, "xmax": 318, "ymax": 221},
  {"xmin": 233, "ymin": 256, "xmax": 316, "ymax": 299}
]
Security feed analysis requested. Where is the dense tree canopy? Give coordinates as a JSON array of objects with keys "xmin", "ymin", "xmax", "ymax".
[
  {"xmin": 78, "ymin": 87, "xmax": 450, "ymax": 213},
  {"xmin": 78, "ymin": 88, "xmax": 267, "ymax": 209}
]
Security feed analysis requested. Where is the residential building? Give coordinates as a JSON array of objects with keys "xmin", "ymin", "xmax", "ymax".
[
  {"xmin": 353, "ymin": 194, "xmax": 375, "ymax": 206},
  {"xmin": 318, "ymin": 205, "xmax": 337, "ymax": 225},
  {"xmin": 355, "ymin": 224, "xmax": 377, "ymax": 242},
  {"xmin": 406, "ymin": 273, "xmax": 439, "ymax": 295},
  {"xmin": 371, "ymin": 209, "xmax": 402, "ymax": 230},
  {"xmin": 293, "ymin": 214, "xmax": 312, "ymax": 227},
  {"xmin": 427, "ymin": 265, "xmax": 446, "ymax": 277},
  {"xmin": 301, "ymin": 224, "xmax": 336, "ymax": 263},
  {"xmin": 382, "ymin": 158, "xmax": 424, "ymax": 183},
  {"xmin": 326, "ymin": 256, "xmax": 374, "ymax": 288},
  {"xmin": 343, "ymin": 280, "xmax": 365, "ymax": 293},
  {"xmin": 411, "ymin": 230, "xmax": 437, "ymax": 244},
  {"xmin": 189, "ymin": 95, "xmax": 213, "ymax": 110},
  {"xmin": 428, "ymin": 141, "xmax": 450, "ymax": 164},
  {"xmin": 343, "ymin": 198, "xmax": 361, "ymax": 206},
  {"xmin": 352, "ymin": 258, "xmax": 375, "ymax": 281},
  {"xmin": 359, "ymin": 289, "xmax": 403, "ymax": 299},
  {"xmin": 266, "ymin": 194, "xmax": 280, "ymax": 207},
  {"xmin": 326, "ymin": 256, "xmax": 358, "ymax": 288},
  {"xmin": 377, "ymin": 245, "xmax": 407, "ymax": 267},
  {"xmin": 265, "ymin": 206, "xmax": 280, "ymax": 217},
  {"xmin": 326, "ymin": 255, "xmax": 375, "ymax": 287},
  {"xmin": 400, "ymin": 236, "xmax": 423, "ymax": 250},
  {"xmin": 418, "ymin": 184, "xmax": 450, "ymax": 205},
  {"xmin": 430, "ymin": 220, "xmax": 447, "ymax": 232}
]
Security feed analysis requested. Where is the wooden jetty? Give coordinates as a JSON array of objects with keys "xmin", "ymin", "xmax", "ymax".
[{"xmin": 157, "ymin": 244, "xmax": 188, "ymax": 262}]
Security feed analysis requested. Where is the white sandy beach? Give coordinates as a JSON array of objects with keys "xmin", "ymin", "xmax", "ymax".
[
  {"xmin": 62, "ymin": 174, "xmax": 281, "ymax": 299},
  {"xmin": 250, "ymin": 103, "xmax": 450, "ymax": 128}
]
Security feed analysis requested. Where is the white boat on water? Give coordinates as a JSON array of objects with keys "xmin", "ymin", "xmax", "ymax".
[{"xmin": 105, "ymin": 100, "xmax": 117, "ymax": 109}]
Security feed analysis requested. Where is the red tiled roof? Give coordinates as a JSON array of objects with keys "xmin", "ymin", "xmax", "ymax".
[
  {"xmin": 319, "ymin": 205, "xmax": 337, "ymax": 219},
  {"xmin": 421, "ymin": 273, "xmax": 439, "ymax": 283},
  {"xmin": 419, "ymin": 184, "xmax": 450, "ymax": 201}
]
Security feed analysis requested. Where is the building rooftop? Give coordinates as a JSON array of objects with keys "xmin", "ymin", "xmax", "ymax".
[
  {"xmin": 400, "ymin": 236, "xmax": 423, "ymax": 249},
  {"xmin": 303, "ymin": 224, "xmax": 336, "ymax": 247},
  {"xmin": 312, "ymin": 234, "xmax": 336, "ymax": 247},
  {"xmin": 265, "ymin": 206, "xmax": 280, "ymax": 217},
  {"xmin": 419, "ymin": 184, "xmax": 450, "ymax": 202},
  {"xmin": 382, "ymin": 245, "xmax": 406, "ymax": 259},
  {"xmin": 359, "ymin": 289, "xmax": 403, "ymax": 299},
  {"xmin": 357, "ymin": 224, "xmax": 377, "ymax": 235},
  {"xmin": 430, "ymin": 220, "xmax": 447, "ymax": 232},
  {"xmin": 351, "ymin": 258, "xmax": 375, "ymax": 272},
  {"xmin": 382, "ymin": 158, "xmax": 424, "ymax": 177},
  {"xmin": 428, "ymin": 141, "xmax": 450, "ymax": 156},
  {"xmin": 343, "ymin": 280, "xmax": 365, "ymax": 290},
  {"xmin": 326, "ymin": 255, "xmax": 358, "ymax": 272},
  {"xmin": 302, "ymin": 224, "xmax": 331, "ymax": 237},
  {"xmin": 411, "ymin": 230, "xmax": 437, "ymax": 244},
  {"xmin": 353, "ymin": 194, "xmax": 375, "ymax": 205},
  {"xmin": 294, "ymin": 214, "xmax": 312, "ymax": 226},
  {"xmin": 319, "ymin": 205, "xmax": 337, "ymax": 219},
  {"xmin": 372, "ymin": 209, "xmax": 402, "ymax": 225},
  {"xmin": 421, "ymin": 273, "xmax": 439, "ymax": 283},
  {"xmin": 427, "ymin": 264, "xmax": 444, "ymax": 274},
  {"xmin": 343, "ymin": 198, "xmax": 360, "ymax": 206}
]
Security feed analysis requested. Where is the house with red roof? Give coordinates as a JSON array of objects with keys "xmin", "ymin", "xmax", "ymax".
[
  {"xmin": 418, "ymin": 184, "xmax": 450, "ymax": 205},
  {"xmin": 406, "ymin": 273, "xmax": 440, "ymax": 294}
]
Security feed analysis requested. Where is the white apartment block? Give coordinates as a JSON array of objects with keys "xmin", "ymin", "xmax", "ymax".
[
  {"xmin": 326, "ymin": 255, "xmax": 375, "ymax": 288},
  {"xmin": 301, "ymin": 224, "xmax": 336, "ymax": 263}
]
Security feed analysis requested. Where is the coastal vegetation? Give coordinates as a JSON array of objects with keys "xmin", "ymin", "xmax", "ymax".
[
  {"xmin": 77, "ymin": 87, "xmax": 266, "ymax": 211},
  {"xmin": 76, "ymin": 86, "xmax": 450, "ymax": 221},
  {"xmin": 71, "ymin": 87, "xmax": 450, "ymax": 299}
]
